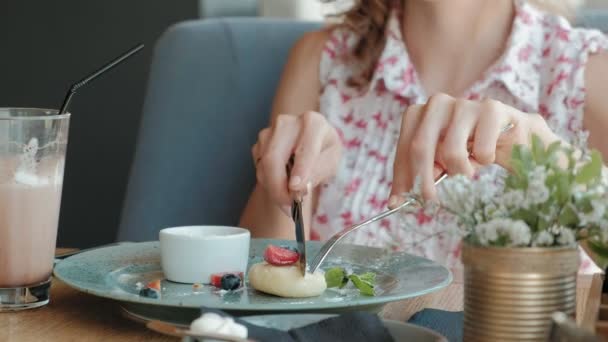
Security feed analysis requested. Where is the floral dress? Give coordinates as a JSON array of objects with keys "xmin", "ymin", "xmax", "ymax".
[{"xmin": 313, "ymin": 0, "xmax": 608, "ymax": 273}]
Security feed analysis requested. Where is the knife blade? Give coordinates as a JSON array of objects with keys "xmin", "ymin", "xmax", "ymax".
[
  {"xmin": 286, "ymin": 155, "xmax": 307, "ymax": 276},
  {"xmin": 292, "ymin": 199, "xmax": 307, "ymax": 275}
]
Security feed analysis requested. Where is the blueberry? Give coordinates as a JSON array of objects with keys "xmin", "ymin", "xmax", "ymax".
[
  {"xmin": 139, "ymin": 287, "xmax": 159, "ymax": 299},
  {"xmin": 220, "ymin": 274, "xmax": 241, "ymax": 291}
]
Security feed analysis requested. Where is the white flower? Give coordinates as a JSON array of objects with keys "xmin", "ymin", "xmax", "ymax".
[
  {"xmin": 525, "ymin": 166, "xmax": 550, "ymax": 206},
  {"xmin": 437, "ymin": 175, "xmax": 476, "ymax": 215},
  {"xmin": 500, "ymin": 190, "xmax": 526, "ymax": 209},
  {"xmin": 556, "ymin": 227, "xmax": 577, "ymax": 246},
  {"xmin": 473, "ymin": 172, "xmax": 502, "ymax": 203},
  {"xmin": 474, "ymin": 218, "xmax": 531, "ymax": 247},
  {"xmin": 509, "ymin": 220, "xmax": 533, "ymax": 246},
  {"xmin": 572, "ymin": 130, "xmax": 590, "ymax": 153},
  {"xmin": 578, "ymin": 199, "xmax": 607, "ymax": 226},
  {"xmin": 483, "ymin": 203, "xmax": 509, "ymax": 220},
  {"xmin": 538, "ymin": 206, "xmax": 559, "ymax": 224},
  {"xmin": 533, "ymin": 231, "xmax": 554, "ymax": 247}
]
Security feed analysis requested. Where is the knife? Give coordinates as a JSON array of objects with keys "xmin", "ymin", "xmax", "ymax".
[{"xmin": 286, "ymin": 155, "xmax": 307, "ymax": 276}]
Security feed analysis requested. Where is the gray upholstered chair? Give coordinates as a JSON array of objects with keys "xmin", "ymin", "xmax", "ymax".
[
  {"xmin": 117, "ymin": 18, "xmax": 321, "ymax": 241},
  {"xmin": 118, "ymin": 12, "xmax": 607, "ymax": 242}
]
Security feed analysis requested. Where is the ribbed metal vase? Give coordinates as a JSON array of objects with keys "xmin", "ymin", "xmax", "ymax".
[{"xmin": 462, "ymin": 244, "xmax": 579, "ymax": 341}]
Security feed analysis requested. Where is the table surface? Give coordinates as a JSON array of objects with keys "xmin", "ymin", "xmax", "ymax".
[{"xmin": 0, "ymin": 249, "xmax": 601, "ymax": 341}]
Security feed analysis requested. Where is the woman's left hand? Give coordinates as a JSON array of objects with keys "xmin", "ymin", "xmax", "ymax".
[{"xmin": 388, "ymin": 93, "xmax": 560, "ymax": 206}]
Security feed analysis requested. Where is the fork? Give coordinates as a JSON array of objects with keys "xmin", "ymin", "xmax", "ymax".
[{"xmin": 309, "ymin": 123, "xmax": 515, "ymax": 273}]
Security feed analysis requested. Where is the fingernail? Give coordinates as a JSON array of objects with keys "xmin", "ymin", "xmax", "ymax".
[
  {"xmin": 280, "ymin": 205, "xmax": 291, "ymax": 217},
  {"xmin": 305, "ymin": 181, "xmax": 312, "ymax": 195},
  {"xmin": 289, "ymin": 176, "xmax": 301, "ymax": 188}
]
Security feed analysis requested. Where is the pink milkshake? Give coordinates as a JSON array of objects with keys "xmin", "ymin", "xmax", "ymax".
[{"xmin": 0, "ymin": 179, "xmax": 63, "ymax": 287}]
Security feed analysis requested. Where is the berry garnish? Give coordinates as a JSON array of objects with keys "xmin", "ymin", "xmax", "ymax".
[
  {"xmin": 264, "ymin": 244, "xmax": 300, "ymax": 266},
  {"xmin": 220, "ymin": 274, "xmax": 242, "ymax": 290},
  {"xmin": 147, "ymin": 279, "xmax": 161, "ymax": 291},
  {"xmin": 210, "ymin": 272, "xmax": 244, "ymax": 288},
  {"xmin": 139, "ymin": 287, "xmax": 160, "ymax": 299}
]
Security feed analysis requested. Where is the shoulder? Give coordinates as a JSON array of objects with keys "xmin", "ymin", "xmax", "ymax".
[
  {"xmin": 288, "ymin": 25, "xmax": 360, "ymax": 64},
  {"xmin": 536, "ymin": 9, "xmax": 608, "ymax": 95},
  {"xmin": 286, "ymin": 25, "xmax": 358, "ymax": 86},
  {"xmin": 285, "ymin": 27, "xmax": 354, "ymax": 80},
  {"xmin": 538, "ymin": 10, "xmax": 608, "ymax": 64},
  {"xmin": 285, "ymin": 29, "xmax": 331, "ymax": 71},
  {"xmin": 291, "ymin": 29, "xmax": 332, "ymax": 57}
]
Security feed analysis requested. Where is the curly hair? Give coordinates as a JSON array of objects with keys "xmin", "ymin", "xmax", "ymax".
[{"xmin": 326, "ymin": 0, "xmax": 584, "ymax": 89}]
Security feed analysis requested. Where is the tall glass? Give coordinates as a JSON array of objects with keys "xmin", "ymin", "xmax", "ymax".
[{"xmin": 0, "ymin": 108, "xmax": 70, "ymax": 311}]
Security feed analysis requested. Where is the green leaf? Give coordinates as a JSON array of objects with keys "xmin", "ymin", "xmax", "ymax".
[
  {"xmin": 511, "ymin": 209, "xmax": 537, "ymax": 228},
  {"xmin": 358, "ymin": 272, "xmax": 376, "ymax": 285},
  {"xmin": 545, "ymin": 141, "xmax": 562, "ymax": 162},
  {"xmin": 545, "ymin": 172, "xmax": 558, "ymax": 191},
  {"xmin": 537, "ymin": 216, "xmax": 550, "ymax": 233},
  {"xmin": 555, "ymin": 173, "xmax": 571, "ymax": 204},
  {"xmin": 587, "ymin": 238, "xmax": 608, "ymax": 259},
  {"xmin": 531, "ymin": 134, "xmax": 545, "ymax": 164},
  {"xmin": 510, "ymin": 159, "xmax": 525, "ymax": 178},
  {"xmin": 576, "ymin": 150, "xmax": 603, "ymax": 185},
  {"xmin": 577, "ymin": 196, "xmax": 593, "ymax": 213},
  {"xmin": 558, "ymin": 204, "xmax": 579, "ymax": 227},
  {"xmin": 493, "ymin": 234, "xmax": 510, "ymax": 247},
  {"xmin": 349, "ymin": 274, "xmax": 375, "ymax": 296},
  {"xmin": 325, "ymin": 267, "xmax": 347, "ymax": 288},
  {"xmin": 520, "ymin": 146, "xmax": 534, "ymax": 170}
]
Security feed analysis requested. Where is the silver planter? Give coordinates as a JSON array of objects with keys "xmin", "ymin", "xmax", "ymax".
[{"xmin": 462, "ymin": 243, "xmax": 579, "ymax": 341}]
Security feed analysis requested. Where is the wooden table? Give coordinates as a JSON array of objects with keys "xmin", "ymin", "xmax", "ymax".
[{"xmin": 0, "ymin": 249, "xmax": 601, "ymax": 341}]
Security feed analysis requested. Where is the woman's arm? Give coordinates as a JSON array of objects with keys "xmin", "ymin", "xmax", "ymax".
[
  {"xmin": 584, "ymin": 52, "xmax": 608, "ymax": 161},
  {"xmin": 239, "ymin": 29, "xmax": 331, "ymax": 239}
]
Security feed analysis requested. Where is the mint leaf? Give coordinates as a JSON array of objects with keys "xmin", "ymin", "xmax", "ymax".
[
  {"xmin": 348, "ymin": 274, "xmax": 375, "ymax": 296},
  {"xmin": 359, "ymin": 272, "xmax": 376, "ymax": 284},
  {"xmin": 324, "ymin": 267, "xmax": 347, "ymax": 288}
]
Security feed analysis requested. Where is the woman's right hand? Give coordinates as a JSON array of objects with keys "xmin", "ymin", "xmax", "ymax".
[{"xmin": 252, "ymin": 111, "xmax": 342, "ymax": 213}]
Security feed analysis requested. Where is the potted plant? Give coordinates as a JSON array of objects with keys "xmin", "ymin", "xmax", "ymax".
[{"xmin": 405, "ymin": 134, "xmax": 607, "ymax": 341}]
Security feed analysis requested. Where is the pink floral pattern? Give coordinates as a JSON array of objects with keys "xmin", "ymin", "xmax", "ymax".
[{"xmin": 315, "ymin": 0, "xmax": 608, "ymax": 274}]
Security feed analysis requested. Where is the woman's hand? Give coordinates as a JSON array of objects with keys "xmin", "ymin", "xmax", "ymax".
[
  {"xmin": 252, "ymin": 111, "xmax": 342, "ymax": 213},
  {"xmin": 389, "ymin": 93, "xmax": 560, "ymax": 205}
]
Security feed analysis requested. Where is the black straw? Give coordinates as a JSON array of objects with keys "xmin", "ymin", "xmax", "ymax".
[{"xmin": 58, "ymin": 43, "xmax": 144, "ymax": 114}]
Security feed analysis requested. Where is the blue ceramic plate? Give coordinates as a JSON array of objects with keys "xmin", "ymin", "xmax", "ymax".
[{"xmin": 54, "ymin": 239, "xmax": 451, "ymax": 323}]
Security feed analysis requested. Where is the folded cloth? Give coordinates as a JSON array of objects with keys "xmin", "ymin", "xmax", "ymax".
[
  {"xmin": 200, "ymin": 308, "xmax": 394, "ymax": 342},
  {"xmin": 407, "ymin": 309, "xmax": 463, "ymax": 342}
]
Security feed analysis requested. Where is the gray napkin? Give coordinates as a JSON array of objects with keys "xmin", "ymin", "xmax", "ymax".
[
  {"xmin": 407, "ymin": 309, "xmax": 463, "ymax": 342},
  {"xmin": 201, "ymin": 308, "xmax": 394, "ymax": 342}
]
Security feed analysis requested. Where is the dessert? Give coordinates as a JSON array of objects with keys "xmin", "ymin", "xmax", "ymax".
[{"xmin": 248, "ymin": 245, "xmax": 326, "ymax": 298}]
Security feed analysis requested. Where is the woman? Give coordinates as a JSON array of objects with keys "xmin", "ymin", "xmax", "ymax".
[{"xmin": 240, "ymin": 0, "xmax": 608, "ymax": 269}]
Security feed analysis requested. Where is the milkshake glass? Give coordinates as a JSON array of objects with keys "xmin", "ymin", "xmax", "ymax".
[{"xmin": 0, "ymin": 108, "xmax": 70, "ymax": 310}]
